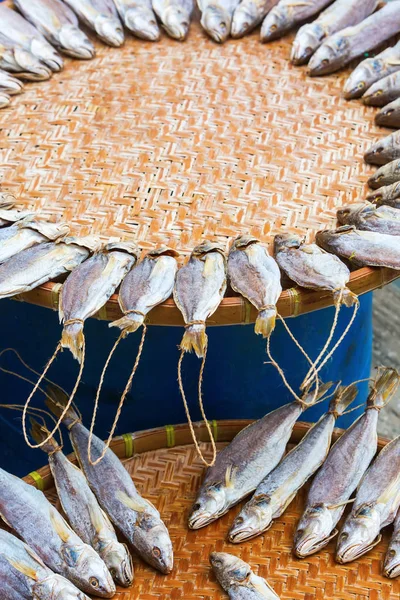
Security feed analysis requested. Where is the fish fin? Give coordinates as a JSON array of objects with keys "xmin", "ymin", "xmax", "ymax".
[
  {"xmin": 300, "ymin": 381, "xmax": 334, "ymax": 407},
  {"xmin": 329, "ymin": 384, "xmax": 358, "ymax": 417},
  {"xmin": 116, "ymin": 490, "xmax": 150, "ymax": 513},
  {"xmin": 334, "ymin": 288, "xmax": 358, "ymax": 308},
  {"xmin": 24, "ymin": 545, "xmax": 46, "ymax": 569},
  {"xmin": 255, "ymin": 308, "xmax": 276, "ymax": 338},
  {"xmin": 109, "ymin": 313, "xmax": 144, "ymax": 336},
  {"xmin": 249, "ymin": 575, "xmax": 277, "ymax": 598},
  {"xmin": 180, "ymin": 324, "xmax": 207, "ymax": 358},
  {"xmin": 61, "ymin": 322, "xmax": 85, "ymax": 363},
  {"xmin": 45, "ymin": 384, "xmax": 80, "ymax": 428},
  {"xmin": 225, "ymin": 465, "xmax": 237, "ymax": 489},
  {"xmin": 376, "ymin": 471, "xmax": 400, "ymax": 506},
  {"xmin": 30, "ymin": 418, "xmax": 60, "ymax": 455},
  {"xmin": 50, "ymin": 508, "xmax": 72, "ymax": 543},
  {"xmin": 6, "ymin": 558, "xmax": 38, "ymax": 581},
  {"xmin": 367, "ymin": 367, "xmax": 400, "ymax": 409}
]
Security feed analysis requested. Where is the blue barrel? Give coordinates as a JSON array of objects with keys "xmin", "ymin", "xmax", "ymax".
[{"xmin": 0, "ymin": 294, "xmax": 372, "ymax": 476}]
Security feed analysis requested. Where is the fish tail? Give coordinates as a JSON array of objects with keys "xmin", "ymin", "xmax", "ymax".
[
  {"xmin": 255, "ymin": 308, "xmax": 276, "ymax": 338},
  {"xmin": 109, "ymin": 313, "xmax": 144, "ymax": 336},
  {"xmin": 61, "ymin": 322, "xmax": 84, "ymax": 363},
  {"xmin": 301, "ymin": 381, "xmax": 334, "ymax": 407},
  {"xmin": 335, "ymin": 288, "xmax": 358, "ymax": 308},
  {"xmin": 45, "ymin": 383, "xmax": 80, "ymax": 428},
  {"xmin": 329, "ymin": 384, "xmax": 358, "ymax": 417},
  {"xmin": 30, "ymin": 418, "xmax": 60, "ymax": 454},
  {"xmin": 180, "ymin": 324, "xmax": 207, "ymax": 358},
  {"xmin": 368, "ymin": 367, "xmax": 400, "ymax": 409}
]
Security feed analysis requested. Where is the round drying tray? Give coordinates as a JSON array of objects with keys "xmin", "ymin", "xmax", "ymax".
[
  {"xmin": 2, "ymin": 9, "xmax": 399, "ymax": 324},
  {"xmin": 21, "ymin": 420, "xmax": 398, "ymax": 600}
]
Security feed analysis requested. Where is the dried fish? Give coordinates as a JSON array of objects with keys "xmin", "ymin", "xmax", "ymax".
[
  {"xmin": 316, "ymin": 225, "xmax": 400, "ymax": 269},
  {"xmin": 0, "ymin": 208, "xmax": 33, "ymax": 227},
  {"xmin": 231, "ymin": 0, "xmax": 279, "ymax": 39},
  {"xmin": 188, "ymin": 383, "xmax": 332, "ymax": 529},
  {"xmin": 210, "ymin": 552, "xmax": 280, "ymax": 600},
  {"xmin": 291, "ymin": 0, "xmax": 379, "ymax": 66},
  {"xmin": 0, "ymin": 68, "xmax": 23, "ymax": 95},
  {"xmin": 0, "ymin": 91, "xmax": 10, "ymax": 108},
  {"xmin": 153, "ymin": 0, "xmax": 194, "ymax": 40},
  {"xmin": 0, "ymin": 235, "xmax": 97, "ymax": 300},
  {"xmin": 384, "ymin": 506, "xmax": 400, "ymax": 578},
  {"xmin": 274, "ymin": 233, "xmax": 356, "ymax": 307},
  {"xmin": 308, "ymin": 2, "xmax": 400, "ymax": 77},
  {"xmin": 14, "ymin": 0, "xmax": 95, "ymax": 60},
  {"xmin": 0, "ymin": 529, "xmax": 90, "ymax": 600},
  {"xmin": 228, "ymin": 236, "xmax": 282, "ymax": 338},
  {"xmin": 113, "ymin": 0, "xmax": 160, "ymax": 40},
  {"xmin": 344, "ymin": 41, "xmax": 400, "ymax": 100},
  {"xmin": 31, "ymin": 419, "xmax": 134, "ymax": 588},
  {"xmin": 63, "ymin": 0, "xmax": 124, "ymax": 47},
  {"xmin": 260, "ymin": 0, "xmax": 332, "ymax": 44},
  {"xmin": 197, "ymin": 0, "xmax": 241, "ymax": 42},
  {"xmin": 0, "ymin": 217, "xmax": 69, "ymax": 265},
  {"xmin": 376, "ymin": 98, "xmax": 400, "ymax": 129},
  {"xmin": 363, "ymin": 71, "xmax": 400, "ymax": 107},
  {"xmin": 229, "ymin": 384, "xmax": 357, "ymax": 543},
  {"xmin": 365, "ymin": 131, "xmax": 400, "ymax": 165},
  {"xmin": 294, "ymin": 368, "xmax": 398, "ymax": 557},
  {"xmin": 0, "ymin": 5, "xmax": 63, "ymax": 72},
  {"xmin": 337, "ymin": 203, "xmax": 400, "ymax": 236},
  {"xmin": 110, "ymin": 247, "xmax": 178, "ymax": 335},
  {"xmin": 59, "ymin": 241, "xmax": 137, "ymax": 362},
  {"xmin": 174, "ymin": 241, "xmax": 226, "ymax": 358},
  {"xmin": 336, "ymin": 434, "xmax": 400, "ymax": 564},
  {"xmin": 0, "ymin": 193, "xmax": 17, "ymax": 209},
  {"xmin": 367, "ymin": 181, "xmax": 400, "ymax": 207},
  {"xmin": 0, "ymin": 467, "xmax": 115, "ymax": 597},
  {"xmin": 0, "ymin": 38, "xmax": 51, "ymax": 81},
  {"xmin": 368, "ymin": 159, "xmax": 400, "ymax": 189},
  {"xmin": 46, "ymin": 386, "xmax": 174, "ymax": 575}
]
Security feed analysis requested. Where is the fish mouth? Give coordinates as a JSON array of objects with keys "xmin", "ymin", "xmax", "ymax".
[
  {"xmin": 343, "ymin": 83, "xmax": 366, "ymax": 100},
  {"xmin": 228, "ymin": 522, "xmax": 271, "ymax": 544},
  {"xmin": 125, "ymin": 11, "xmax": 160, "ymax": 41},
  {"xmin": 291, "ymin": 46, "xmax": 313, "ymax": 66},
  {"xmin": 67, "ymin": 45, "xmax": 96, "ymax": 60},
  {"xmin": 294, "ymin": 529, "xmax": 338, "ymax": 558},
  {"xmin": 22, "ymin": 67, "xmax": 52, "ymax": 81},
  {"xmin": 44, "ymin": 57, "xmax": 64, "ymax": 72},
  {"xmin": 96, "ymin": 19, "xmax": 125, "ymax": 47},
  {"xmin": 336, "ymin": 536, "xmax": 382, "ymax": 564},
  {"xmin": 384, "ymin": 560, "xmax": 400, "ymax": 579},
  {"xmin": 188, "ymin": 512, "xmax": 216, "ymax": 529}
]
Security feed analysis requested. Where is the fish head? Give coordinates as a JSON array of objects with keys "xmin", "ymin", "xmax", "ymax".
[
  {"xmin": 124, "ymin": 7, "xmax": 160, "ymax": 41},
  {"xmin": 260, "ymin": 8, "xmax": 288, "ymax": 42},
  {"xmin": 162, "ymin": 5, "xmax": 191, "ymax": 41},
  {"xmin": 336, "ymin": 504, "xmax": 381, "ymax": 564},
  {"xmin": 33, "ymin": 573, "xmax": 90, "ymax": 600},
  {"xmin": 230, "ymin": 5, "xmax": 255, "ymax": 38},
  {"xmin": 294, "ymin": 504, "xmax": 335, "ymax": 557},
  {"xmin": 95, "ymin": 16, "xmax": 125, "ymax": 47},
  {"xmin": 30, "ymin": 39, "xmax": 64, "ymax": 72},
  {"xmin": 210, "ymin": 552, "xmax": 251, "ymax": 588},
  {"xmin": 274, "ymin": 233, "xmax": 303, "ymax": 252},
  {"xmin": 364, "ymin": 139, "xmax": 389, "ymax": 164},
  {"xmin": 133, "ymin": 515, "xmax": 174, "ymax": 574},
  {"xmin": 59, "ymin": 25, "xmax": 96, "ymax": 60},
  {"xmin": 63, "ymin": 544, "xmax": 116, "ymax": 597},
  {"xmin": 228, "ymin": 495, "xmax": 273, "ymax": 543},
  {"xmin": 231, "ymin": 235, "xmax": 260, "ymax": 251},
  {"xmin": 384, "ymin": 535, "xmax": 400, "ymax": 578},
  {"xmin": 308, "ymin": 39, "xmax": 345, "ymax": 77},
  {"xmin": 201, "ymin": 7, "xmax": 230, "ymax": 43},
  {"xmin": 290, "ymin": 27, "xmax": 322, "ymax": 66},
  {"xmin": 188, "ymin": 482, "xmax": 229, "ymax": 528},
  {"xmin": 101, "ymin": 541, "xmax": 134, "ymax": 587},
  {"xmin": 337, "ymin": 204, "xmax": 372, "ymax": 225},
  {"xmin": 13, "ymin": 48, "xmax": 52, "ymax": 81},
  {"xmin": 343, "ymin": 68, "xmax": 370, "ymax": 100}
]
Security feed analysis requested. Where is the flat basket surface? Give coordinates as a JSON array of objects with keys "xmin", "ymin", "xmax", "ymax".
[
  {"xmin": 2, "ymin": 12, "xmax": 400, "ymax": 322},
  {"xmin": 22, "ymin": 420, "xmax": 399, "ymax": 600}
]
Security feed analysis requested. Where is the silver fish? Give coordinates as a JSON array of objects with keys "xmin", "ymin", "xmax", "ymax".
[
  {"xmin": 0, "ymin": 5, "xmax": 63, "ymax": 72},
  {"xmin": 228, "ymin": 235, "xmax": 282, "ymax": 338},
  {"xmin": 110, "ymin": 246, "xmax": 178, "ymax": 335},
  {"xmin": 197, "ymin": 0, "xmax": 241, "ymax": 42},
  {"xmin": 363, "ymin": 70, "xmax": 400, "ymax": 107},
  {"xmin": 336, "ymin": 434, "xmax": 400, "ymax": 564},
  {"xmin": 0, "ymin": 37, "xmax": 51, "ymax": 81},
  {"xmin": 337, "ymin": 203, "xmax": 400, "ymax": 236},
  {"xmin": 376, "ymin": 98, "xmax": 400, "ymax": 129},
  {"xmin": 274, "ymin": 233, "xmax": 357, "ymax": 307},
  {"xmin": 63, "ymin": 0, "xmax": 124, "ymax": 47},
  {"xmin": 0, "ymin": 207, "xmax": 34, "ymax": 227},
  {"xmin": 113, "ymin": 0, "xmax": 160, "ymax": 40},
  {"xmin": 316, "ymin": 225, "xmax": 400, "ymax": 269},
  {"xmin": 0, "ymin": 68, "xmax": 24, "ymax": 95},
  {"xmin": 367, "ymin": 181, "xmax": 400, "ymax": 207},
  {"xmin": 368, "ymin": 159, "xmax": 400, "ymax": 189},
  {"xmin": 384, "ymin": 506, "xmax": 400, "ymax": 578},
  {"xmin": 231, "ymin": 0, "xmax": 279, "ymax": 39},
  {"xmin": 291, "ymin": 0, "xmax": 378, "ymax": 66},
  {"xmin": 152, "ymin": 0, "xmax": 194, "ymax": 40},
  {"xmin": 0, "ymin": 90, "xmax": 10, "ymax": 108},
  {"xmin": 308, "ymin": 2, "xmax": 400, "ymax": 77},
  {"xmin": 371, "ymin": 131, "xmax": 399, "ymax": 175},
  {"xmin": 0, "ymin": 468, "xmax": 115, "ymax": 597},
  {"xmin": 294, "ymin": 368, "xmax": 398, "ymax": 557},
  {"xmin": 260, "ymin": 0, "xmax": 332, "ymax": 44},
  {"xmin": 0, "ymin": 235, "xmax": 97, "ymax": 300},
  {"xmin": 188, "ymin": 383, "xmax": 332, "ymax": 529},
  {"xmin": 344, "ymin": 41, "xmax": 400, "ymax": 100},
  {"xmin": 14, "ymin": 0, "xmax": 95, "ymax": 60},
  {"xmin": 0, "ymin": 528, "xmax": 89, "ymax": 600},
  {"xmin": 59, "ymin": 241, "xmax": 137, "ymax": 362},
  {"xmin": 174, "ymin": 241, "xmax": 227, "ymax": 358},
  {"xmin": 210, "ymin": 552, "xmax": 280, "ymax": 600},
  {"xmin": 229, "ymin": 385, "xmax": 357, "ymax": 543},
  {"xmin": 0, "ymin": 217, "xmax": 69, "ymax": 265},
  {"xmin": 31, "ymin": 419, "xmax": 133, "ymax": 588},
  {"xmin": 46, "ymin": 386, "xmax": 174, "ymax": 575}
]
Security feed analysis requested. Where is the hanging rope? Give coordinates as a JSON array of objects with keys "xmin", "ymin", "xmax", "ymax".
[{"xmin": 0, "ymin": 403, "xmax": 64, "ymax": 448}]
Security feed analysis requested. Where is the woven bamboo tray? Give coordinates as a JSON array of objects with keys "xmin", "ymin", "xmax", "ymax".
[
  {"xmin": 21, "ymin": 420, "xmax": 399, "ymax": 600},
  {"xmin": 1, "ymin": 9, "xmax": 400, "ymax": 323}
]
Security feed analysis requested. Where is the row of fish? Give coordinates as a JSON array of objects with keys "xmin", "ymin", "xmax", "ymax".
[
  {"xmin": 0, "ymin": 383, "xmax": 173, "ymax": 600},
  {"xmin": 189, "ymin": 368, "xmax": 400, "ymax": 576}
]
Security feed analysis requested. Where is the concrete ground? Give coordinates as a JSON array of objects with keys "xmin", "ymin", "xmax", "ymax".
[{"xmin": 373, "ymin": 282, "xmax": 400, "ymax": 439}]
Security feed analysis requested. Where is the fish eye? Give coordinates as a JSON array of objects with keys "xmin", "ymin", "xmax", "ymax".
[
  {"xmin": 357, "ymin": 82, "xmax": 365, "ymax": 90},
  {"xmin": 89, "ymin": 577, "xmax": 99, "ymax": 589},
  {"xmin": 386, "ymin": 109, "xmax": 394, "ymax": 116},
  {"xmin": 322, "ymin": 59, "xmax": 329, "ymax": 67},
  {"xmin": 152, "ymin": 547, "xmax": 161, "ymax": 558},
  {"xmin": 192, "ymin": 503, "xmax": 201, "ymax": 512},
  {"xmin": 357, "ymin": 506, "xmax": 372, "ymax": 517},
  {"xmin": 109, "ymin": 568, "xmax": 116, "ymax": 578},
  {"xmin": 232, "ymin": 567, "xmax": 250, "ymax": 581},
  {"xmin": 340, "ymin": 532, "xmax": 348, "ymax": 541},
  {"xmin": 270, "ymin": 24, "xmax": 277, "ymax": 31},
  {"xmin": 374, "ymin": 146, "xmax": 384, "ymax": 154},
  {"xmin": 376, "ymin": 175, "xmax": 383, "ymax": 181},
  {"xmin": 235, "ymin": 516, "xmax": 244, "ymax": 525},
  {"xmin": 213, "ymin": 559, "xmax": 222, "ymax": 567},
  {"xmin": 374, "ymin": 90, "xmax": 383, "ymax": 96},
  {"xmin": 388, "ymin": 549, "xmax": 396, "ymax": 558}
]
